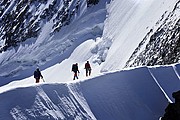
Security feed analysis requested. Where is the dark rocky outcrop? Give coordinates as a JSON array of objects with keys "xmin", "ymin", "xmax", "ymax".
[
  {"xmin": 161, "ymin": 90, "xmax": 180, "ymax": 120},
  {"xmin": 0, "ymin": 0, "xmax": 100, "ymax": 53}
]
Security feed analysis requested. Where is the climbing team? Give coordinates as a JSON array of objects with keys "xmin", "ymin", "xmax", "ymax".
[{"xmin": 33, "ymin": 61, "xmax": 92, "ymax": 83}]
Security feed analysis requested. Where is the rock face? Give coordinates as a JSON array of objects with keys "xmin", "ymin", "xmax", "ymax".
[
  {"xmin": 125, "ymin": 1, "xmax": 180, "ymax": 68},
  {"xmin": 0, "ymin": 0, "xmax": 100, "ymax": 52},
  {"xmin": 161, "ymin": 90, "xmax": 180, "ymax": 120}
]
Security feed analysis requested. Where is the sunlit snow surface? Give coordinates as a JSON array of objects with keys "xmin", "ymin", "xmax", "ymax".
[{"xmin": 0, "ymin": 0, "xmax": 179, "ymax": 119}]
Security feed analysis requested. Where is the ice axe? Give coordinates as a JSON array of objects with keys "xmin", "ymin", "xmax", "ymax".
[{"xmin": 41, "ymin": 77, "xmax": 45, "ymax": 82}]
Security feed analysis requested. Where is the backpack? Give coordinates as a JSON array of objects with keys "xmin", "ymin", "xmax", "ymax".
[{"xmin": 72, "ymin": 64, "xmax": 78, "ymax": 72}]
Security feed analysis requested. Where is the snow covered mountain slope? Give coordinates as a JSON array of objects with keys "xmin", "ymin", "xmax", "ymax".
[
  {"xmin": 0, "ymin": 0, "xmax": 180, "ymax": 119},
  {"xmin": 0, "ymin": 0, "xmax": 110, "ymax": 84},
  {"xmin": 99, "ymin": 0, "xmax": 179, "ymax": 72},
  {"xmin": 0, "ymin": 0, "xmax": 179, "ymax": 85},
  {"xmin": 125, "ymin": 1, "xmax": 180, "ymax": 67},
  {"xmin": 1, "ymin": 64, "xmax": 180, "ymax": 120}
]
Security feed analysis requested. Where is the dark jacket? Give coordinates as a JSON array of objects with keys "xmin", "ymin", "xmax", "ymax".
[
  {"xmin": 85, "ymin": 63, "xmax": 91, "ymax": 69},
  {"xmin": 72, "ymin": 64, "xmax": 79, "ymax": 72},
  {"xmin": 34, "ymin": 69, "xmax": 43, "ymax": 79}
]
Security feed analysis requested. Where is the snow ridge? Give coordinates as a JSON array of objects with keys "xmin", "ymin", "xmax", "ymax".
[{"xmin": 1, "ymin": 64, "xmax": 180, "ymax": 120}]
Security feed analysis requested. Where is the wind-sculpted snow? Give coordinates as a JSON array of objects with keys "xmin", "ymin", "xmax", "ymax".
[
  {"xmin": 0, "ymin": 84, "xmax": 96, "ymax": 120},
  {"xmin": 1, "ymin": 64, "xmax": 180, "ymax": 120}
]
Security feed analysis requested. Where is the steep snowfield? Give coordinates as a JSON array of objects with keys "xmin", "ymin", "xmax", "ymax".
[
  {"xmin": 1, "ymin": 64, "xmax": 180, "ymax": 120},
  {"xmin": 100, "ymin": 0, "xmax": 179, "ymax": 72}
]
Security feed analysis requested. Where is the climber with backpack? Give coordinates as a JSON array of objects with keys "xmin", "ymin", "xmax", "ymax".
[
  {"xmin": 85, "ymin": 61, "xmax": 91, "ymax": 77},
  {"xmin": 72, "ymin": 63, "xmax": 80, "ymax": 80},
  {"xmin": 34, "ymin": 67, "xmax": 44, "ymax": 83}
]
